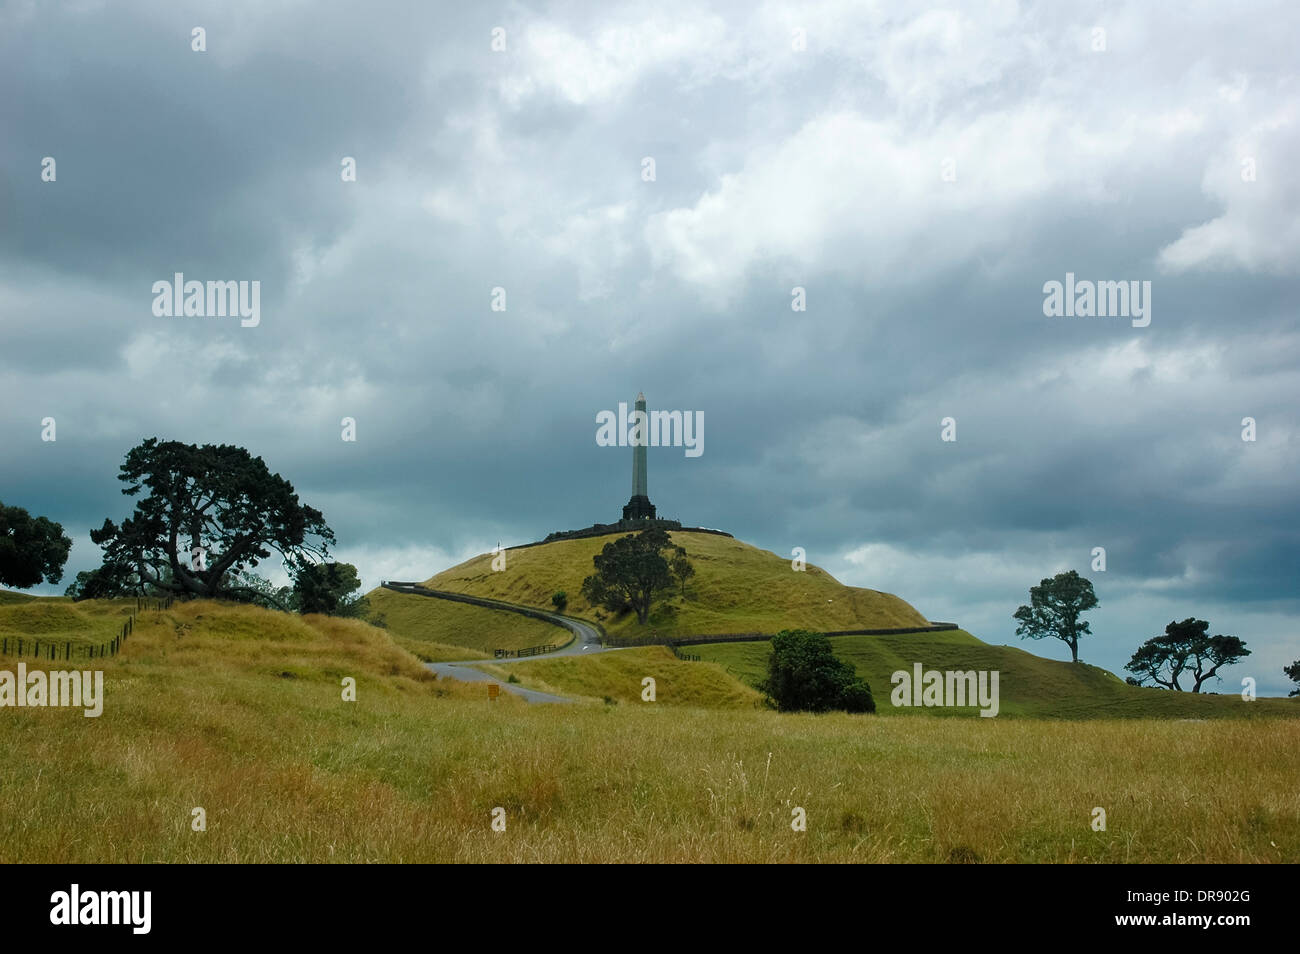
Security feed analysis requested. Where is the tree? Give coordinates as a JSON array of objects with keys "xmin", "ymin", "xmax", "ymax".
[
  {"xmin": 669, "ymin": 546, "xmax": 695, "ymax": 598},
  {"xmin": 1285, "ymin": 660, "xmax": 1300, "ymax": 698},
  {"xmin": 1013, "ymin": 570, "xmax": 1098, "ymax": 663},
  {"xmin": 580, "ymin": 527, "xmax": 688, "ymax": 624},
  {"xmin": 1125, "ymin": 619, "xmax": 1250, "ymax": 692},
  {"xmin": 551, "ymin": 590, "xmax": 567, "ymax": 612},
  {"xmin": 760, "ymin": 629, "xmax": 874, "ymax": 713},
  {"xmin": 90, "ymin": 439, "xmax": 335, "ymax": 601},
  {"xmin": 224, "ymin": 569, "xmax": 292, "ymax": 611},
  {"xmin": 0, "ymin": 501, "xmax": 72, "ymax": 589},
  {"xmin": 292, "ymin": 562, "xmax": 365, "ymax": 616},
  {"xmin": 64, "ymin": 565, "xmax": 142, "ymax": 600}
]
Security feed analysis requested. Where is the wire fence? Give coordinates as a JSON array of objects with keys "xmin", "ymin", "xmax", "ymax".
[{"xmin": 0, "ymin": 596, "xmax": 175, "ymax": 662}]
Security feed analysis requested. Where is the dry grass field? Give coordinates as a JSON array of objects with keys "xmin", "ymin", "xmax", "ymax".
[{"xmin": 1, "ymin": 598, "xmax": 1296, "ymax": 863}]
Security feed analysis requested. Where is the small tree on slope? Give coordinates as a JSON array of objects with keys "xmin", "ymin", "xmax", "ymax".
[{"xmin": 1013, "ymin": 570, "xmax": 1098, "ymax": 663}]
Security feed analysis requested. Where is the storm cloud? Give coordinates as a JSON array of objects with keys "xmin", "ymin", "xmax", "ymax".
[{"xmin": 2, "ymin": 0, "xmax": 1296, "ymax": 692}]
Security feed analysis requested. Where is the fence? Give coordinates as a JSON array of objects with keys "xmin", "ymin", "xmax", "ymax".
[
  {"xmin": 494, "ymin": 643, "xmax": 559, "ymax": 659},
  {"xmin": 671, "ymin": 645, "xmax": 701, "ymax": 661},
  {"xmin": 604, "ymin": 622, "xmax": 962, "ymax": 651},
  {"xmin": 671, "ymin": 623, "xmax": 960, "ymax": 647},
  {"xmin": 0, "ymin": 596, "xmax": 175, "ymax": 662}
]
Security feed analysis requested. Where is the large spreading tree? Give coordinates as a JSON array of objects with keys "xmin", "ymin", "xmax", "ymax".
[
  {"xmin": 581, "ymin": 527, "xmax": 692, "ymax": 624},
  {"xmin": 1125, "ymin": 618, "xmax": 1250, "ymax": 692},
  {"xmin": 0, "ymin": 501, "xmax": 72, "ymax": 589},
  {"xmin": 90, "ymin": 439, "xmax": 335, "ymax": 601},
  {"xmin": 1013, "ymin": 569, "xmax": 1098, "ymax": 663}
]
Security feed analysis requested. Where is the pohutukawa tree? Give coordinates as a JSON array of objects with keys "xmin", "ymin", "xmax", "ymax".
[
  {"xmin": 1125, "ymin": 618, "xmax": 1250, "ymax": 692},
  {"xmin": 1013, "ymin": 569, "xmax": 1098, "ymax": 663},
  {"xmin": 90, "ymin": 439, "xmax": 335, "ymax": 601}
]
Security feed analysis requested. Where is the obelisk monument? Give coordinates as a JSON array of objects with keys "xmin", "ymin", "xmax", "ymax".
[{"xmin": 622, "ymin": 391, "xmax": 657, "ymax": 522}]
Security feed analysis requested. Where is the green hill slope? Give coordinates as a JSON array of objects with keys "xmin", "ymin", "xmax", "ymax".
[
  {"xmin": 0, "ymin": 595, "xmax": 137, "ymax": 653},
  {"xmin": 0, "ymin": 588, "xmax": 65, "ymax": 605},
  {"xmin": 693, "ymin": 632, "xmax": 1299, "ymax": 720},
  {"xmin": 400, "ymin": 530, "xmax": 929, "ymax": 640},
  {"xmin": 367, "ymin": 586, "xmax": 563, "ymax": 661}
]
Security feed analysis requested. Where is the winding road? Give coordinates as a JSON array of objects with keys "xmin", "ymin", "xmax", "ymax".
[{"xmin": 381, "ymin": 581, "xmax": 616, "ymax": 703}]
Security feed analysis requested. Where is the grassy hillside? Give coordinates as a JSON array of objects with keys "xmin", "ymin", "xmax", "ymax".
[
  {"xmin": 694, "ymin": 632, "xmax": 1300, "ymax": 720},
  {"xmin": 0, "ymin": 595, "xmax": 136, "ymax": 654},
  {"xmin": 1, "ymin": 598, "xmax": 1298, "ymax": 862},
  {"xmin": 409, "ymin": 530, "xmax": 929, "ymax": 640},
  {"xmin": 0, "ymin": 588, "xmax": 66, "ymax": 605},
  {"xmin": 367, "ymin": 587, "xmax": 562, "ymax": 661},
  {"xmin": 477, "ymin": 646, "xmax": 763, "ymax": 709}
]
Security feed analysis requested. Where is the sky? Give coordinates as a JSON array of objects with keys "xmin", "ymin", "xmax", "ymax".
[{"xmin": 1, "ymin": 0, "xmax": 1297, "ymax": 693}]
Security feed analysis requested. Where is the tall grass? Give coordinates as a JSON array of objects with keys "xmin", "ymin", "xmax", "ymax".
[{"xmin": 0, "ymin": 599, "xmax": 1295, "ymax": 863}]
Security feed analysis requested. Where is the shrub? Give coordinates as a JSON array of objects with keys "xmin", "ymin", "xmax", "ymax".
[{"xmin": 760, "ymin": 629, "xmax": 875, "ymax": 713}]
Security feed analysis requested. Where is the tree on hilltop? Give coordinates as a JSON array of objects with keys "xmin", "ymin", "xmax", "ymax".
[
  {"xmin": 581, "ymin": 527, "xmax": 691, "ymax": 624},
  {"xmin": 1013, "ymin": 570, "xmax": 1098, "ymax": 663},
  {"xmin": 669, "ymin": 545, "xmax": 695, "ymax": 597}
]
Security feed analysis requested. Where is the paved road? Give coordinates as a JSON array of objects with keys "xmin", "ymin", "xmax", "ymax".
[
  {"xmin": 425, "ymin": 661, "xmax": 576, "ymax": 704},
  {"xmin": 381, "ymin": 581, "xmax": 619, "ymax": 702}
]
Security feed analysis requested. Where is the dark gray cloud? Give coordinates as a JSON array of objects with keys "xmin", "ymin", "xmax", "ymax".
[{"xmin": 2, "ymin": 0, "xmax": 1297, "ymax": 693}]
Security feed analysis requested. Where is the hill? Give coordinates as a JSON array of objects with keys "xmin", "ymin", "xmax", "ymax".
[
  {"xmin": 692, "ymin": 631, "xmax": 1300, "ymax": 719},
  {"xmin": 0, "ymin": 594, "xmax": 137, "ymax": 653},
  {"xmin": 393, "ymin": 530, "xmax": 930, "ymax": 641},
  {"xmin": 0, "ymin": 588, "xmax": 64, "ymax": 605}
]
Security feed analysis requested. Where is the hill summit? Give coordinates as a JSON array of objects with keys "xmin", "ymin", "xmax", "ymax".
[{"xmin": 403, "ymin": 530, "xmax": 930, "ymax": 640}]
